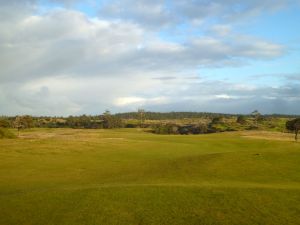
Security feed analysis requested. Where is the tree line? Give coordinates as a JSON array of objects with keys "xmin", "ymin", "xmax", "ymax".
[
  {"xmin": 0, "ymin": 111, "xmax": 123, "ymax": 130},
  {"xmin": 115, "ymin": 111, "xmax": 299, "ymax": 120},
  {"xmin": 0, "ymin": 111, "xmax": 299, "ymax": 140}
]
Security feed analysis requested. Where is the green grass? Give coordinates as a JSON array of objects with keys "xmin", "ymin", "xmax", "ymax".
[
  {"xmin": 0, "ymin": 128, "xmax": 16, "ymax": 139},
  {"xmin": 0, "ymin": 128, "xmax": 300, "ymax": 225}
]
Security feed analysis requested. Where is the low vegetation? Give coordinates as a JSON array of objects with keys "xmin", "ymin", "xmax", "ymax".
[
  {"xmin": 0, "ymin": 128, "xmax": 16, "ymax": 139},
  {"xmin": 1, "ymin": 111, "xmax": 297, "ymax": 133}
]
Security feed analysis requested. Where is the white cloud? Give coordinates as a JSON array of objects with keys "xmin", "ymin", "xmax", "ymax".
[
  {"xmin": 215, "ymin": 94, "xmax": 235, "ymax": 99},
  {"xmin": 0, "ymin": 1, "xmax": 298, "ymax": 115},
  {"xmin": 114, "ymin": 96, "xmax": 168, "ymax": 107},
  {"xmin": 114, "ymin": 97, "xmax": 146, "ymax": 106},
  {"xmin": 100, "ymin": 0, "xmax": 299, "ymax": 27}
]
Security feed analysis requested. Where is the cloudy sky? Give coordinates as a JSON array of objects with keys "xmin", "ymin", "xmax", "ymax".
[{"xmin": 1, "ymin": 0, "xmax": 300, "ymax": 116}]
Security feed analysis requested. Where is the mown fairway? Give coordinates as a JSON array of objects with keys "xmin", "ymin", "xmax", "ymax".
[{"xmin": 0, "ymin": 129, "xmax": 300, "ymax": 225}]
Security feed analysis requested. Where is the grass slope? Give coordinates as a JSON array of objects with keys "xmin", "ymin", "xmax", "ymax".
[{"xmin": 0, "ymin": 129, "xmax": 300, "ymax": 225}]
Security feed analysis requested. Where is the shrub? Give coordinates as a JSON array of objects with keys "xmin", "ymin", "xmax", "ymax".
[
  {"xmin": 286, "ymin": 118, "xmax": 300, "ymax": 141},
  {"xmin": 153, "ymin": 123, "xmax": 210, "ymax": 135},
  {"xmin": 153, "ymin": 124, "xmax": 178, "ymax": 134},
  {"xmin": 0, "ymin": 118, "xmax": 11, "ymax": 128},
  {"xmin": 211, "ymin": 116, "xmax": 224, "ymax": 124},
  {"xmin": 125, "ymin": 123, "xmax": 138, "ymax": 128},
  {"xmin": 236, "ymin": 115, "xmax": 247, "ymax": 124}
]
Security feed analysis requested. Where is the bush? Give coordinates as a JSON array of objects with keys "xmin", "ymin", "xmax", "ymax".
[
  {"xmin": 125, "ymin": 123, "xmax": 138, "ymax": 128},
  {"xmin": 211, "ymin": 116, "xmax": 224, "ymax": 124},
  {"xmin": 246, "ymin": 125, "xmax": 259, "ymax": 130},
  {"xmin": 0, "ymin": 128, "xmax": 16, "ymax": 139},
  {"xmin": 0, "ymin": 118, "xmax": 11, "ymax": 128},
  {"xmin": 286, "ymin": 118, "xmax": 300, "ymax": 131},
  {"xmin": 153, "ymin": 123, "xmax": 210, "ymax": 135},
  {"xmin": 236, "ymin": 115, "xmax": 247, "ymax": 124},
  {"xmin": 153, "ymin": 124, "xmax": 178, "ymax": 134}
]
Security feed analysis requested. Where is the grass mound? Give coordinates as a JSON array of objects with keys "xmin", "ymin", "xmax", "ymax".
[{"xmin": 0, "ymin": 128, "xmax": 16, "ymax": 139}]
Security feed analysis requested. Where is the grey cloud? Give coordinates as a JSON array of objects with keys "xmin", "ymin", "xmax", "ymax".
[
  {"xmin": 0, "ymin": 0, "xmax": 298, "ymax": 115},
  {"xmin": 249, "ymin": 73, "xmax": 300, "ymax": 82},
  {"xmin": 99, "ymin": 0, "xmax": 299, "ymax": 27},
  {"xmin": 0, "ymin": 8, "xmax": 285, "ymax": 84},
  {"xmin": 285, "ymin": 74, "xmax": 300, "ymax": 81},
  {"xmin": 99, "ymin": 0, "xmax": 173, "ymax": 28},
  {"xmin": 173, "ymin": 0, "xmax": 296, "ymax": 21},
  {"xmin": 1, "ymin": 73, "xmax": 300, "ymax": 116},
  {"xmin": 153, "ymin": 76, "xmax": 177, "ymax": 81},
  {"xmin": 138, "ymin": 81, "xmax": 300, "ymax": 114},
  {"xmin": 0, "ymin": 0, "xmax": 89, "ymax": 5}
]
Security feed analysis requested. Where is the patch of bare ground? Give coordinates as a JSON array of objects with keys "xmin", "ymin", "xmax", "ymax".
[
  {"xmin": 17, "ymin": 129, "xmax": 126, "ymax": 143},
  {"xmin": 240, "ymin": 131, "xmax": 295, "ymax": 142},
  {"xmin": 18, "ymin": 133, "xmax": 56, "ymax": 139}
]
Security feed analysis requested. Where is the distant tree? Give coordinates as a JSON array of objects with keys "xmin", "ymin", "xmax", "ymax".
[
  {"xmin": 286, "ymin": 118, "xmax": 300, "ymax": 141},
  {"xmin": 211, "ymin": 116, "xmax": 223, "ymax": 124},
  {"xmin": 13, "ymin": 115, "xmax": 33, "ymax": 136},
  {"xmin": 138, "ymin": 108, "xmax": 145, "ymax": 128},
  {"xmin": 0, "ymin": 118, "xmax": 11, "ymax": 128},
  {"xmin": 22, "ymin": 115, "xmax": 34, "ymax": 128},
  {"xmin": 101, "ymin": 110, "xmax": 123, "ymax": 129},
  {"xmin": 251, "ymin": 110, "xmax": 260, "ymax": 117},
  {"xmin": 236, "ymin": 115, "xmax": 247, "ymax": 124},
  {"xmin": 251, "ymin": 110, "xmax": 262, "ymax": 125},
  {"xmin": 102, "ymin": 110, "xmax": 113, "ymax": 129},
  {"xmin": 66, "ymin": 115, "xmax": 103, "ymax": 129},
  {"xmin": 13, "ymin": 117, "xmax": 22, "ymax": 134},
  {"xmin": 189, "ymin": 124, "xmax": 208, "ymax": 134},
  {"xmin": 153, "ymin": 123, "xmax": 175, "ymax": 134},
  {"xmin": 153, "ymin": 123, "xmax": 209, "ymax": 135}
]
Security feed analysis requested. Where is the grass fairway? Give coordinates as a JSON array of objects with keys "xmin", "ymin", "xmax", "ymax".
[{"xmin": 0, "ymin": 129, "xmax": 300, "ymax": 225}]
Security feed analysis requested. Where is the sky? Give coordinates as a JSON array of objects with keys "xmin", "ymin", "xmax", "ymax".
[{"xmin": 0, "ymin": 0, "xmax": 300, "ymax": 116}]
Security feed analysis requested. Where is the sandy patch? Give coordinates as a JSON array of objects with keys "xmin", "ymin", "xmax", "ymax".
[{"xmin": 240, "ymin": 131, "xmax": 296, "ymax": 141}]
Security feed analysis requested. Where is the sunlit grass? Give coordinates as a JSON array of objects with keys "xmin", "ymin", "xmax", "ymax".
[{"xmin": 0, "ymin": 129, "xmax": 299, "ymax": 225}]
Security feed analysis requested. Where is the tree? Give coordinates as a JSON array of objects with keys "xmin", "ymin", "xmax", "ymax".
[
  {"xmin": 251, "ymin": 110, "xmax": 263, "ymax": 126},
  {"xmin": 13, "ymin": 115, "xmax": 33, "ymax": 136},
  {"xmin": 286, "ymin": 118, "xmax": 300, "ymax": 141},
  {"xmin": 138, "ymin": 108, "xmax": 145, "ymax": 128},
  {"xmin": 102, "ymin": 110, "xmax": 113, "ymax": 129},
  {"xmin": 211, "ymin": 116, "xmax": 223, "ymax": 124},
  {"xmin": 0, "ymin": 118, "xmax": 11, "ymax": 128},
  {"xmin": 101, "ymin": 110, "xmax": 123, "ymax": 129},
  {"xmin": 236, "ymin": 115, "xmax": 247, "ymax": 124}
]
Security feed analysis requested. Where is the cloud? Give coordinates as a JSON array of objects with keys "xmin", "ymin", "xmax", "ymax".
[
  {"xmin": 99, "ymin": 0, "xmax": 173, "ymax": 28},
  {"xmin": 114, "ymin": 96, "xmax": 168, "ymax": 107},
  {"xmin": 99, "ymin": 0, "xmax": 300, "ymax": 28},
  {"xmin": 209, "ymin": 25, "xmax": 232, "ymax": 36},
  {"xmin": 0, "ymin": 0, "xmax": 298, "ymax": 115},
  {"xmin": 215, "ymin": 94, "xmax": 237, "ymax": 99},
  {"xmin": 285, "ymin": 74, "xmax": 300, "ymax": 82},
  {"xmin": 0, "ymin": 9, "xmax": 145, "ymax": 81},
  {"xmin": 0, "ymin": 7, "xmax": 285, "ymax": 83},
  {"xmin": 250, "ymin": 73, "xmax": 300, "ymax": 82},
  {"xmin": 153, "ymin": 76, "xmax": 178, "ymax": 81}
]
